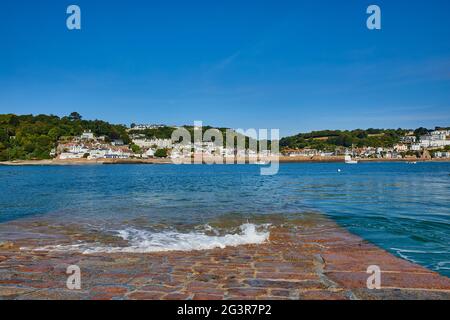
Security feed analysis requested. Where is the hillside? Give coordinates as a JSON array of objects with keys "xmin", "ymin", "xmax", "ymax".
[
  {"xmin": 280, "ymin": 128, "xmax": 431, "ymax": 151},
  {"xmin": 0, "ymin": 113, "xmax": 131, "ymax": 161},
  {"xmin": 0, "ymin": 113, "xmax": 255, "ymax": 161}
]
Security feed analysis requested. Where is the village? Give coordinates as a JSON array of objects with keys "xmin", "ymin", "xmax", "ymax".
[
  {"xmin": 282, "ymin": 129, "xmax": 450, "ymax": 160},
  {"xmin": 54, "ymin": 125, "xmax": 273, "ymax": 161},
  {"xmin": 53, "ymin": 126, "xmax": 450, "ymax": 162}
]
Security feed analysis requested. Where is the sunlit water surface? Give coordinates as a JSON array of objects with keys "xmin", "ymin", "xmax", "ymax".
[{"xmin": 0, "ymin": 163, "xmax": 449, "ymax": 276}]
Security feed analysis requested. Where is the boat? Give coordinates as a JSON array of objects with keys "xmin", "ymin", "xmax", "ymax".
[
  {"xmin": 255, "ymin": 160, "xmax": 268, "ymax": 165},
  {"xmin": 407, "ymin": 161, "xmax": 417, "ymax": 164},
  {"xmin": 344, "ymin": 155, "xmax": 358, "ymax": 164}
]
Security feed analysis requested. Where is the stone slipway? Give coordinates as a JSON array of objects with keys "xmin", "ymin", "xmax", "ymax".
[{"xmin": 0, "ymin": 215, "xmax": 449, "ymax": 300}]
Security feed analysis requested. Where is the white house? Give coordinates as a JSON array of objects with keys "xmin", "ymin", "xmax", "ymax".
[
  {"xmin": 132, "ymin": 138, "xmax": 172, "ymax": 149},
  {"xmin": 431, "ymin": 129, "xmax": 450, "ymax": 137},
  {"xmin": 394, "ymin": 144, "xmax": 408, "ymax": 152},
  {"xmin": 80, "ymin": 130, "xmax": 94, "ymax": 140},
  {"xmin": 131, "ymin": 124, "xmax": 167, "ymax": 130},
  {"xmin": 144, "ymin": 149, "xmax": 155, "ymax": 158},
  {"xmin": 419, "ymin": 130, "xmax": 450, "ymax": 148},
  {"xmin": 59, "ymin": 153, "xmax": 83, "ymax": 160},
  {"xmin": 400, "ymin": 136, "xmax": 416, "ymax": 143},
  {"xmin": 59, "ymin": 144, "xmax": 90, "ymax": 160},
  {"xmin": 87, "ymin": 149, "xmax": 108, "ymax": 160},
  {"xmin": 104, "ymin": 148, "xmax": 131, "ymax": 159},
  {"xmin": 434, "ymin": 151, "xmax": 450, "ymax": 158}
]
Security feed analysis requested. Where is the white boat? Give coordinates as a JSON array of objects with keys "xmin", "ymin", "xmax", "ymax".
[
  {"xmin": 255, "ymin": 160, "xmax": 268, "ymax": 165},
  {"xmin": 344, "ymin": 155, "xmax": 358, "ymax": 164}
]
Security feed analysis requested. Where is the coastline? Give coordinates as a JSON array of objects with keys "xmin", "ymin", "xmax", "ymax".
[
  {"xmin": 0, "ymin": 214, "xmax": 448, "ymax": 300},
  {"xmin": 0, "ymin": 158, "xmax": 173, "ymax": 166},
  {"xmin": 1, "ymin": 156, "xmax": 450, "ymax": 166}
]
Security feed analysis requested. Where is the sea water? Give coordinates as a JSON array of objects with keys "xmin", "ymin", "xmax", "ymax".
[{"xmin": 0, "ymin": 162, "xmax": 449, "ymax": 276}]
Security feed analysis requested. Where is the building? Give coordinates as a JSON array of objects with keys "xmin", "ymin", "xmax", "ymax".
[
  {"xmin": 111, "ymin": 139, "xmax": 125, "ymax": 146},
  {"xmin": 132, "ymin": 138, "xmax": 172, "ymax": 149},
  {"xmin": 400, "ymin": 136, "xmax": 416, "ymax": 144},
  {"xmin": 104, "ymin": 147, "xmax": 132, "ymax": 159},
  {"xmin": 59, "ymin": 153, "xmax": 84, "ymax": 160},
  {"xmin": 130, "ymin": 124, "xmax": 167, "ymax": 130},
  {"xmin": 284, "ymin": 149, "xmax": 319, "ymax": 157},
  {"xmin": 147, "ymin": 138, "xmax": 172, "ymax": 149},
  {"xmin": 87, "ymin": 149, "xmax": 108, "ymax": 160},
  {"xmin": 431, "ymin": 129, "xmax": 450, "ymax": 136},
  {"xmin": 80, "ymin": 130, "xmax": 94, "ymax": 140},
  {"xmin": 59, "ymin": 144, "xmax": 90, "ymax": 159},
  {"xmin": 434, "ymin": 151, "xmax": 450, "ymax": 158},
  {"xmin": 419, "ymin": 130, "xmax": 450, "ymax": 148},
  {"xmin": 394, "ymin": 144, "xmax": 408, "ymax": 152},
  {"xmin": 144, "ymin": 149, "xmax": 155, "ymax": 158}
]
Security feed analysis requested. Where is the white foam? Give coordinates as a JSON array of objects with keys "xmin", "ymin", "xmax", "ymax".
[{"xmin": 25, "ymin": 223, "xmax": 270, "ymax": 254}]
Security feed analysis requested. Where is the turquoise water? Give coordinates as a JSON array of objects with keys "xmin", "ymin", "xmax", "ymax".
[{"xmin": 0, "ymin": 163, "xmax": 449, "ymax": 276}]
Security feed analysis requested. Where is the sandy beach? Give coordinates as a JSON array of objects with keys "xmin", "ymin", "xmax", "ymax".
[{"xmin": 0, "ymin": 214, "xmax": 449, "ymax": 300}]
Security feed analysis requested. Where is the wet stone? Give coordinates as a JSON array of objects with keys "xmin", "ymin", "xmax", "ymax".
[{"xmin": 1, "ymin": 215, "xmax": 449, "ymax": 300}]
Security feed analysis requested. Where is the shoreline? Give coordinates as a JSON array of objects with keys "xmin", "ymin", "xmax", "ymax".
[
  {"xmin": 0, "ymin": 214, "xmax": 449, "ymax": 300},
  {"xmin": 1, "ymin": 156, "xmax": 450, "ymax": 166}
]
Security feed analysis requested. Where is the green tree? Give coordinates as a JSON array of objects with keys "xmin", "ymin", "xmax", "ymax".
[
  {"xmin": 68, "ymin": 112, "xmax": 82, "ymax": 121},
  {"xmin": 130, "ymin": 144, "xmax": 141, "ymax": 154},
  {"xmin": 154, "ymin": 148, "xmax": 168, "ymax": 158},
  {"xmin": 414, "ymin": 127, "xmax": 429, "ymax": 137}
]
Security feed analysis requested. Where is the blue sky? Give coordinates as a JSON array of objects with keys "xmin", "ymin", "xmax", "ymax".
[{"xmin": 0, "ymin": 0, "xmax": 449, "ymax": 136}]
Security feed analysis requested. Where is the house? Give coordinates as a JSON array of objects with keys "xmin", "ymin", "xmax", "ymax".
[
  {"xmin": 259, "ymin": 149, "xmax": 274, "ymax": 157},
  {"xmin": 320, "ymin": 152, "xmax": 334, "ymax": 157},
  {"xmin": 431, "ymin": 129, "xmax": 450, "ymax": 137},
  {"xmin": 361, "ymin": 147, "xmax": 376, "ymax": 158},
  {"xmin": 131, "ymin": 124, "xmax": 167, "ymax": 130},
  {"xmin": 434, "ymin": 151, "xmax": 450, "ymax": 158},
  {"xmin": 104, "ymin": 148, "xmax": 131, "ymax": 159},
  {"xmin": 111, "ymin": 139, "xmax": 125, "ymax": 146},
  {"xmin": 87, "ymin": 149, "xmax": 108, "ymax": 160},
  {"xmin": 284, "ymin": 149, "xmax": 319, "ymax": 157},
  {"xmin": 149, "ymin": 138, "xmax": 173, "ymax": 148},
  {"xmin": 144, "ymin": 149, "xmax": 155, "ymax": 158},
  {"xmin": 419, "ymin": 130, "xmax": 450, "ymax": 148},
  {"xmin": 59, "ymin": 152, "xmax": 84, "ymax": 160},
  {"xmin": 400, "ymin": 136, "xmax": 416, "ymax": 143},
  {"xmin": 80, "ymin": 130, "xmax": 94, "ymax": 140},
  {"xmin": 58, "ymin": 144, "xmax": 89, "ymax": 160},
  {"xmin": 394, "ymin": 144, "xmax": 408, "ymax": 152},
  {"xmin": 132, "ymin": 138, "xmax": 172, "ymax": 149}
]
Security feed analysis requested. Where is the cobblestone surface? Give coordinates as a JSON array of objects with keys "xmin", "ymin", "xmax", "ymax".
[{"xmin": 0, "ymin": 215, "xmax": 449, "ymax": 300}]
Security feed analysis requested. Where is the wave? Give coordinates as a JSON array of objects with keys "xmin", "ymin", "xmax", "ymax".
[
  {"xmin": 390, "ymin": 247, "xmax": 450, "ymax": 268},
  {"xmin": 25, "ymin": 223, "xmax": 270, "ymax": 254},
  {"xmin": 391, "ymin": 247, "xmax": 449, "ymax": 255}
]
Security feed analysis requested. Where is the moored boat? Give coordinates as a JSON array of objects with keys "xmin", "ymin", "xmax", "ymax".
[{"xmin": 344, "ymin": 155, "xmax": 358, "ymax": 164}]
